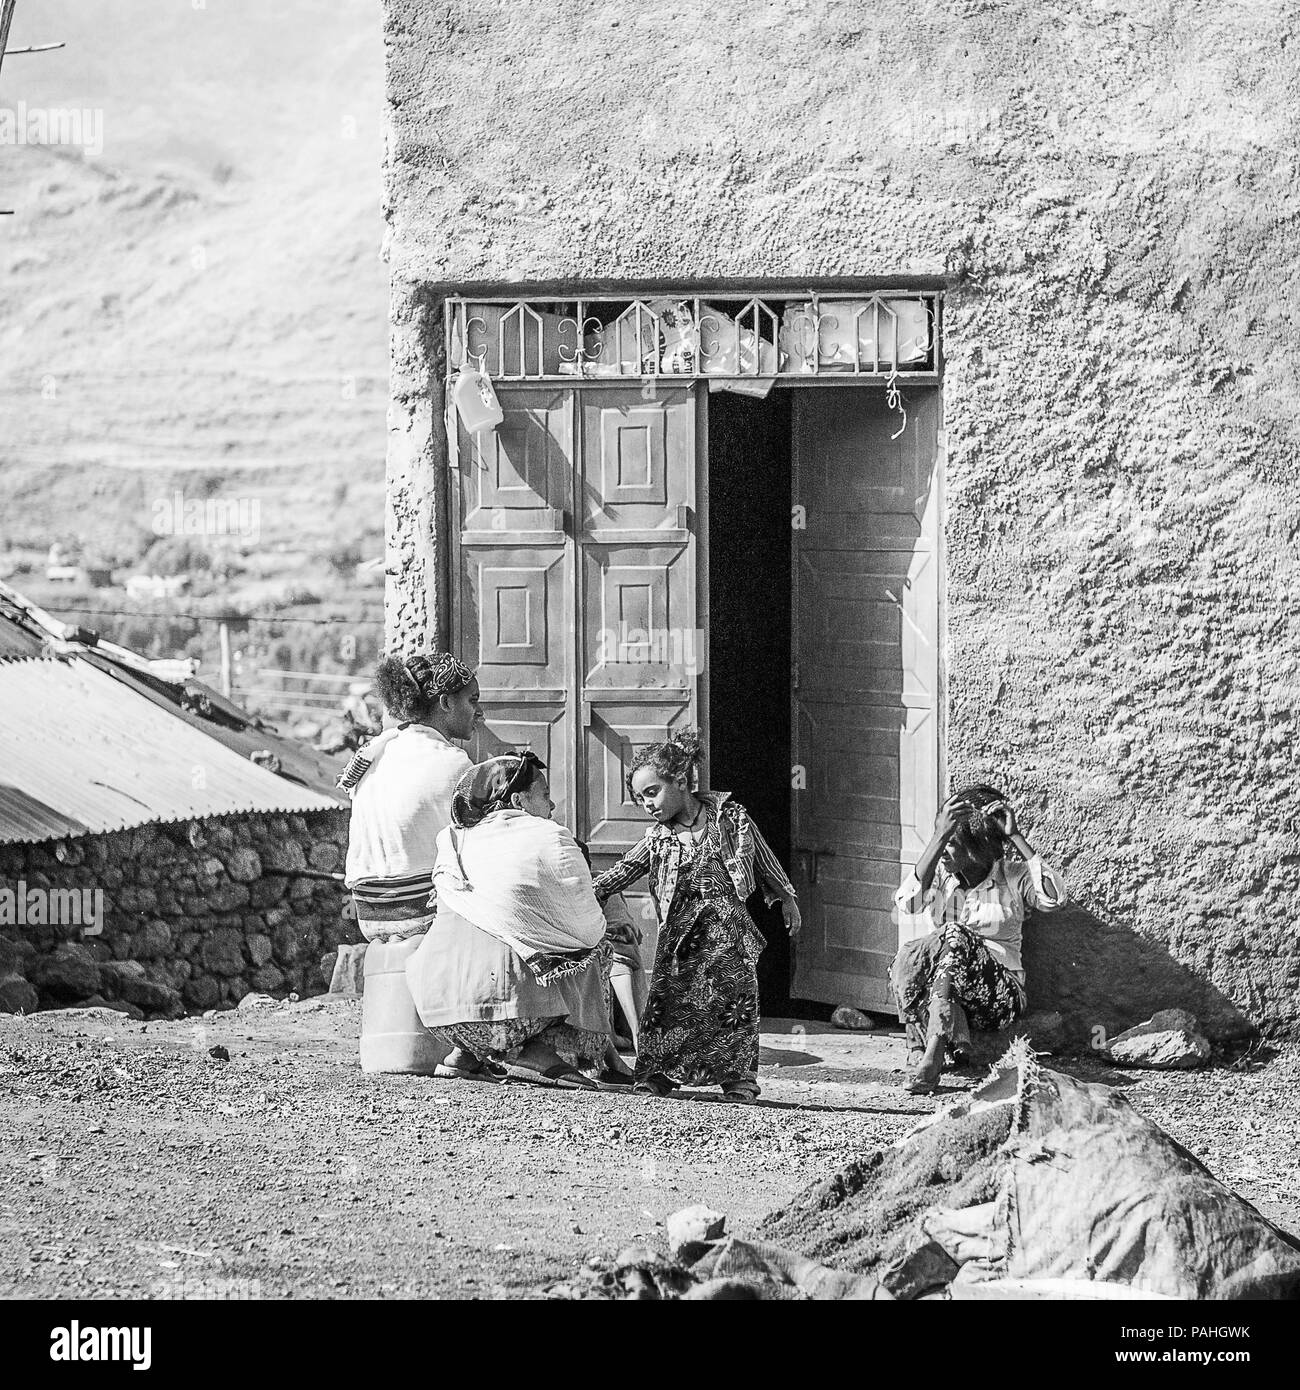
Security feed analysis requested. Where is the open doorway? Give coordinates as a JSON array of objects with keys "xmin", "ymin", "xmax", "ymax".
[
  {"xmin": 705, "ymin": 388, "xmax": 801, "ymax": 1016},
  {"xmin": 706, "ymin": 383, "xmax": 942, "ymax": 1021}
]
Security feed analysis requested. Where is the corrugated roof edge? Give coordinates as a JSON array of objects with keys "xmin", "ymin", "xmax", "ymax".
[{"xmin": 0, "ymin": 802, "xmax": 348, "ymax": 847}]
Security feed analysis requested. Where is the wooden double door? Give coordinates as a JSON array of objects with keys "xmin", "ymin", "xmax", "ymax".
[
  {"xmin": 452, "ymin": 384, "xmax": 698, "ymax": 876},
  {"xmin": 452, "ymin": 382, "xmax": 940, "ymax": 1013}
]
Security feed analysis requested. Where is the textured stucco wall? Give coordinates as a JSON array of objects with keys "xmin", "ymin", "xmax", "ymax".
[{"xmin": 382, "ymin": 0, "xmax": 1300, "ymax": 1037}]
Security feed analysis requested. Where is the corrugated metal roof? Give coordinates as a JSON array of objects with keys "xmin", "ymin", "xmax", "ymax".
[
  {"xmin": 0, "ymin": 608, "xmax": 46, "ymax": 658},
  {"xmin": 78, "ymin": 655, "xmax": 348, "ymax": 802},
  {"xmin": 0, "ymin": 657, "xmax": 342, "ymax": 845}
]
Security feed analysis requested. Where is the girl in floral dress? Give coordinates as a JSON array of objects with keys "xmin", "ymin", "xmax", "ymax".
[{"xmin": 592, "ymin": 732, "xmax": 800, "ymax": 1104}]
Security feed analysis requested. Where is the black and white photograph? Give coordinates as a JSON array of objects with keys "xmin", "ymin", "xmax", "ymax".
[{"xmin": 1, "ymin": 0, "xmax": 1298, "ymax": 1344}]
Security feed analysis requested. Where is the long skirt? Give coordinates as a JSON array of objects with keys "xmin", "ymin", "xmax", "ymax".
[
  {"xmin": 891, "ymin": 922, "xmax": 1026, "ymax": 1049},
  {"xmin": 429, "ymin": 1015, "xmax": 606, "ymax": 1069},
  {"xmin": 636, "ymin": 896, "xmax": 764, "ymax": 1088}
]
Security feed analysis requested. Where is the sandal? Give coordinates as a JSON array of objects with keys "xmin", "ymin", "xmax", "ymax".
[
  {"xmin": 720, "ymin": 1082, "xmax": 760, "ymax": 1105},
  {"xmin": 903, "ymin": 1067, "xmax": 941, "ymax": 1096},
  {"xmin": 511, "ymin": 1062, "xmax": 598, "ymax": 1092},
  {"xmin": 434, "ymin": 1056, "xmax": 507, "ymax": 1083},
  {"xmin": 632, "ymin": 1073, "xmax": 675, "ymax": 1098},
  {"xmin": 596, "ymin": 1069, "xmax": 635, "ymax": 1088}
]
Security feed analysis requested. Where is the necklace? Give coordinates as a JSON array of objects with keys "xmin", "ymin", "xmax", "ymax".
[{"xmin": 675, "ymin": 800, "xmax": 707, "ymax": 838}]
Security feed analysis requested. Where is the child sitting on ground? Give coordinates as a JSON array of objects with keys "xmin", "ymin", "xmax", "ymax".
[{"xmin": 891, "ymin": 785, "xmax": 1067, "ymax": 1095}]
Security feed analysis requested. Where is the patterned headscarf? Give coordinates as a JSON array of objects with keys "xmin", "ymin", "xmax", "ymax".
[
  {"xmin": 450, "ymin": 751, "xmax": 546, "ymax": 830},
  {"xmin": 402, "ymin": 651, "xmax": 473, "ymax": 701}
]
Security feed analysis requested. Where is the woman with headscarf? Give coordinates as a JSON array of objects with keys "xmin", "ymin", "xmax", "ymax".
[
  {"xmin": 339, "ymin": 651, "xmax": 482, "ymax": 942},
  {"xmin": 890, "ymin": 785, "xmax": 1068, "ymax": 1095},
  {"xmin": 403, "ymin": 751, "xmax": 612, "ymax": 1090}
]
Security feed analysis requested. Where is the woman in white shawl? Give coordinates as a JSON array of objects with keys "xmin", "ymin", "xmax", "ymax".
[{"xmin": 405, "ymin": 752, "xmax": 612, "ymax": 1091}]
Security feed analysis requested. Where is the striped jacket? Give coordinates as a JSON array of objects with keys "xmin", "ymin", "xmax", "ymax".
[{"xmin": 591, "ymin": 791, "xmax": 795, "ymax": 924}]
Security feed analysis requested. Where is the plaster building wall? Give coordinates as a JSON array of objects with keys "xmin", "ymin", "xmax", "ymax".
[{"xmin": 380, "ymin": 0, "xmax": 1300, "ymax": 1038}]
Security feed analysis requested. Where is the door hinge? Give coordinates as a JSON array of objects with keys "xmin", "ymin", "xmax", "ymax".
[{"xmin": 792, "ymin": 661, "xmax": 800, "ymax": 690}]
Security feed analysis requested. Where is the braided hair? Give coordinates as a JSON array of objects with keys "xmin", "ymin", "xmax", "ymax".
[
  {"xmin": 945, "ymin": 783, "xmax": 1010, "ymax": 862},
  {"xmin": 627, "ymin": 729, "xmax": 703, "ymax": 794}
]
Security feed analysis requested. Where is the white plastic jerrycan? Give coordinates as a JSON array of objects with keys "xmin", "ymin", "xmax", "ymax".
[
  {"xmin": 452, "ymin": 363, "xmax": 504, "ymax": 433},
  {"xmin": 359, "ymin": 934, "xmax": 449, "ymax": 1075}
]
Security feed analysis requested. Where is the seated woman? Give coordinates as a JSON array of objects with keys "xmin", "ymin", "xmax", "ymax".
[
  {"xmin": 890, "ymin": 785, "xmax": 1067, "ymax": 1095},
  {"xmin": 404, "ymin": 751, "xmax": 612, "ymax": 1091}
]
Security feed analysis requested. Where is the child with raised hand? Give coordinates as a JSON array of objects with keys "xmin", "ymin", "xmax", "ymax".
[
  {"xmin": 890, "ymin": 784, "xmax": 1067, "ymax": 1095},
  {"xmin": 591, "ymin": 730, "xmax": 800, "ymax": 1104}
]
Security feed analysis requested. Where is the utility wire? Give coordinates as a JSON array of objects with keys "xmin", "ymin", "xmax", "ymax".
[{"xmin": 27, "ymin": 605, "xmax": 385, "ymax": 627}]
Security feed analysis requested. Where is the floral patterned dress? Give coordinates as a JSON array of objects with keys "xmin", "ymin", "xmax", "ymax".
[{"xmin": 626, "ymin": 816, "xmax": 767, "ymax": 1087}]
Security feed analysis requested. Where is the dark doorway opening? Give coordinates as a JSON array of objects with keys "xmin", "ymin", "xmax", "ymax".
[{"xmin": 705, "ymin": 388, "xmax": 808, "ymax": 1018}]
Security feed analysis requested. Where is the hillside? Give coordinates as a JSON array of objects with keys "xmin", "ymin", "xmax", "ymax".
[{"xmin": 0, "ymin": 0, "xmax": 390, "ymax": 706}]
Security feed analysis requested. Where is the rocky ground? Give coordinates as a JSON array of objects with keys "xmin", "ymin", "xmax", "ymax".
[{"xmin": 1, "ymin": 1002, "xmax": 1296, "ymax": 1300}]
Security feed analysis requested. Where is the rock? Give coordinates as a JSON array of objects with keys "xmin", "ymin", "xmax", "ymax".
[
  {"xmin": 208, "ymin": 883, "xmax": 250, "ymax": 913},
  {"xmin": 236, "ymin": 992, "xmax": 278, "ymax": 1012},
  {"xmin": 319, "ymin": 951, "xmax": 337, "ymax": 986},
  {"xmin": 183, "ymin": 976, "xmax": 222, "ymax": 1010},
  {"xmin": 0, "ymin": 936, "xmax": 24, "ymax": 976},
  {"xmin": 200, "ymin": 927, "xmax": 246, "ymax": 977},
  {"xmin": 1105, "ymin": 1009, "xmax": 1211, "ymax": 1070},
  {"xmin": 328, "ymin": 943, "xmax": 368, "ymax": 995},
  {"xmin": 247, "ymin": 934, "xmax": 274, "ymax": 967},
  {"xmin": 80, "ymin": 993, "xmax": 145, "ymax": 1020},
  {"xmin": 308, "ymin": 841, "xmax": 341, "ymax": 872},
  {"xmin": 666, "ymin": 1204, "xmax": 727, "ymax": 1258},
  {"xmin": 1014, "ymin": 1010, "xmax": 1068, "ymax": 1055},
  {"xmin": 208, "ymin": 1045, "xmax": 231, "ymax": 1062},
  {"xmin": 831, "ymin": 1005, "xmax": 875, "ymax": 1031},
  {"xmin": 0, "ymin": 974, "xmax": 39, "ymax": 1014},
  {"xmin": 97, "ymin": 960, "xmax": 148, "ymax": 998},
  {"xmin": 264, "ymin": 839, "xmax": 307, "ymax": 874},
  {"xmin": 27, "ymin": 943, "xmax": 102, "ymax": 1001},
  {"xmin": 249, "ymin": 964, "xmax": 285, "ymax": 993},
  {"xmin": 131, "ymin": 920, "xmax": 171, "ymax": 959},
  {"xmin": 226, "ymin": 847, "xmax": 263, "ymax": 883},
  {"xmin": 115, "ymin": 977, "xmax": 184, "ymax": 1017}
]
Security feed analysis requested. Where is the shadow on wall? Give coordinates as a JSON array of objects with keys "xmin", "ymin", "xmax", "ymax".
[{"xmin": 1024, "ymin": 901, "xmax": 1258, "ymax": 1044}]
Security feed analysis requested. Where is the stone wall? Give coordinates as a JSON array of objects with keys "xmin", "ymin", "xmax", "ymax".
[
  {"xmin": 381, "ymin": 0, "xmax": 1300, "ymax": 1039},
  {"xmin": 0, "ymin": 810, "xmax": 359, "ymax": 1018}
]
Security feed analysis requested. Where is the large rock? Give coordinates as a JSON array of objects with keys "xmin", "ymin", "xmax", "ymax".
[
  {"xmin": 117, "ymin": 976, "xmax": 185, "ymax": 1018},
  {"xmin": 131, "ymin": 920, "xmax": 172, "ymax": 959},
  {"xmin": 264, "ymin": 839, "xmax": 307, "ymax": 874},
  {"xmin": 247, "ymin": 934, "xmax": 274, "ymax": 967},
  {"xmin": 666, "ymin": 1204, "xmax": 727, "ymax": 1259},
  {"xmin": 250, "ymin": 963, "xmax": 285, "ymax": 993},
  {"xmin": 830, "ymin": 1005, "xmax": 875, "ymax": 1031},
  {"xmin": 97, "ymin": 960, "xmax": 147, "ymax": 998},
  {"xmin": 328, "ymin": 943, "xmax": 367, "ymax": 995},
  {"xmin": 27, "ymin": 943, "xmax": 102, "ymax": 1001},
  {"xmin": 200, "ymin": 927, "xmax": 246, "ymax": 977},
  {"xmin": 0, "ymin": 935, "xmax": 24, "ymax": 976},
  {"xmin": 226, "ymin": 847, "xmax": 263, "ymax": 883},
  {"xmin": 1105, "ymin": 1009, "xmax": 1211, "ymax": 1070},
  {"xmin": 183, "ymin": 975, "xmax": 222, "ymax": 1010},
  {"xmin": 0, "ymin": 974, "xmax": 39, "ymax": 1014}
]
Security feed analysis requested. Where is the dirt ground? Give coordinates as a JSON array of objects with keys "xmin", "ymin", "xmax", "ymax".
[{"xmin": 2, "ymin": 1000, "xmax": 1296, "ymax": 1300}]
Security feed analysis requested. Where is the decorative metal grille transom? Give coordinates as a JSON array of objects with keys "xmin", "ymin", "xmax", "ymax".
[{"xmin": 446, "ymin": 292, "xmax": 941, "ymax": 384}]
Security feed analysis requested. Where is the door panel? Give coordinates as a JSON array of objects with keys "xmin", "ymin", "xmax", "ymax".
[
  {"xmin": 579, "ymin": 387, "xmax": 698, "ymax": 861},
  {"xmin": 791, "ymin": 387, "xmax": 940, "ymax": 1012},
  {"xmin": 455, "ymin": 387, "xmax": 575, "ymax": 821},
  {"xmin": 453, "ymin": 384, "xmax": 698, "ymax": 848}
]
